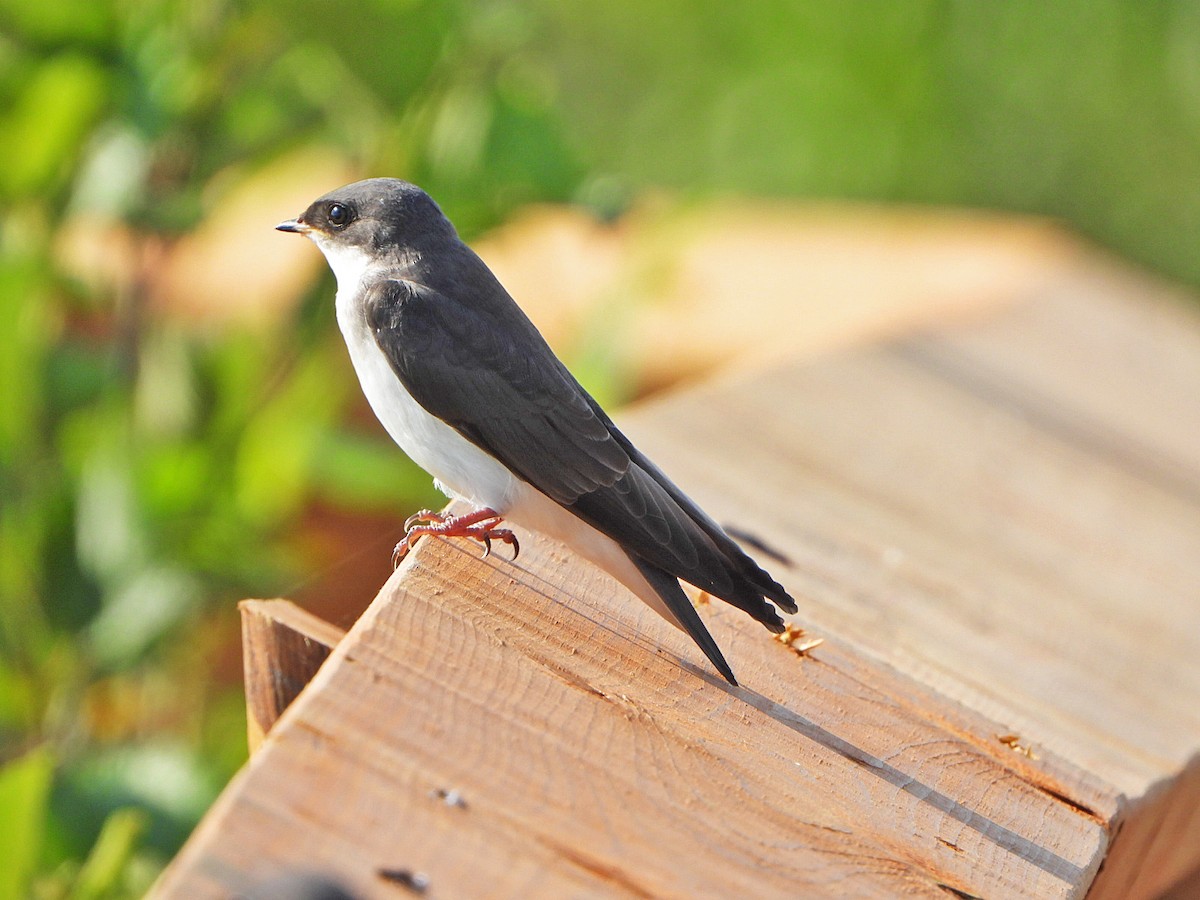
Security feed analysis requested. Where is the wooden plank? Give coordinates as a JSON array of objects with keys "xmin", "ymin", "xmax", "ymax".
[
  {"xmin": 909, "ymin": 259, "xmax": 1200, "ymax": 484},
  {"xmin": 156, "ymin": 531, "xmax": 1113, "ymax": 899},
  {"xmin": 155, "ymin": 248, "xmax": 1200, "ymax": 898},
  {"xmin": 240, "ymin": 599, "xmax": 346, "ymax": 753},
  {"xmin": 1089, "ymin": 758, "xmax": 1200, "ymax": 899},
  {"xmin": 608, "ymin": 280, "xmax": 1200, "ymax": 897},
  {"xmin": 622, "ymin": 348, "xmax": 1200, "ymax": 801}
]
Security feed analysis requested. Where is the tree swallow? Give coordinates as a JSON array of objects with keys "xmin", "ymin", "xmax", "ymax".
[{"xmin": 277, "ymin": 179, "xmax": 796, "ymax": 685}]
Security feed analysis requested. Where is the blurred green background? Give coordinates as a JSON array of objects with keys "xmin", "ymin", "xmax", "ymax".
[{"xmin": 1, "ymin": 1, "xmax": 1197, "ymax": 895}]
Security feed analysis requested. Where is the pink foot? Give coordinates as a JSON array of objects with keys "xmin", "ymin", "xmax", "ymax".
[{"xmin": 392, "ymin": 507, "xmax": 520, "ymax": 567}]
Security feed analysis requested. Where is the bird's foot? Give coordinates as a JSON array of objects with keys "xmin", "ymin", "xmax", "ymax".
[{"xmin": 392, "ymin": 507, "xmax": 520, "ymax": 567}]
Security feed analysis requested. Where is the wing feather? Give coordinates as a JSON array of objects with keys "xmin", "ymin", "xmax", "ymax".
[{"xmin": 364, "ymin": 276, "xmax": 794, "ymax": 630}]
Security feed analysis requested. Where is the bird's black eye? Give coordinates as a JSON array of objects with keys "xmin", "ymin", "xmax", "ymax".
[{"xmin": 327, "ymin": 203, "xmax": 351, "ymax": 228}]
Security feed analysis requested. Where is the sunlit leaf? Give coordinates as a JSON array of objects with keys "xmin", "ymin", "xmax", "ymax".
[
  {"xmin": 308, "ymin": 431, "xmax": 438, "ymax": 513},
  {"xmin": 74, "ymin": 443, "xmax": 144, "ymax": 585},
  {"xmin": 0, "ymin": 53, "xmax": 109, "ymax": 196},
  {"xmin": 0, "ymin": 261, "xmax": 53, "ymax": 461},
  {"xmin": 73, "ymin": 807, "xmax": 148, "ymax": 900},
  {"xmin": 233, "ymin": 343, "xmax": 347, "ymax": 525},
  {"xmin": 57, "ymin": 742, "xmax": 218, "ymax": 857},
  {"xmin": 87, "ymin": 567, "xmax": 201, "ymax": 668},
  {"xmin": 0, "ymin": 0, "xmax": 112, "ymax": 45},
  {"xmin": 0, "ymin": 746, "xmax": 54, "ymax": 899}
]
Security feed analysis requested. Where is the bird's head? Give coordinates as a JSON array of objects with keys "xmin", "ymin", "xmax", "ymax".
[{"xmin": 277, "ymin": 178, "xmax": 457, "ymax": 284}]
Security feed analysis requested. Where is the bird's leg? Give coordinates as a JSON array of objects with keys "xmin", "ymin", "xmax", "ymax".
[{"xmin": 393, "ymin": 507, "xmax": 520, "ymax": 567}]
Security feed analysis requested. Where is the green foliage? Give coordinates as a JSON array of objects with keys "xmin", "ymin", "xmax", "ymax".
[
  {"xmin": 0, "ymin": 748, "xmax": 54, "ymax": 899},
  {"xmin": 72, "ymin": 808, "xmax": 151, "ymax": 900},
  {"xmin": 534, "ymin": 0, "xmax": 1200, "ymax": 284},
  {"xmin": 1, "ymin": 0, "xmax": 1198, "ymax": 894}
]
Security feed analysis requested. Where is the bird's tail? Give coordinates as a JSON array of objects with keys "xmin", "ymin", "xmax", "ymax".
[{"xmin": 630, "ymin": 555, "xmax": 738, "ymax": 686}]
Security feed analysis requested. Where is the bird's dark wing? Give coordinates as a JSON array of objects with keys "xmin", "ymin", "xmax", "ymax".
[
  {"xmin": 364, "ymin": 277, "xmax": 794, "ymax": 634},
  {"xmin": 366, "ymin": 276, "xmax": 629, "ymax": 503}
]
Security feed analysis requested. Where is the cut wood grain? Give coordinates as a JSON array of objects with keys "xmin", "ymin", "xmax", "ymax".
[
  {"xmin": 158, "ymin": 533, "xmax": 1114, "ymax": 899},
  {"xmin": 240, "ymin": 599, "xmax": 346, "ymax": 753},
  {"xmin": 155, "ymin": 245, "xmax": 1200, "ymax": 899}
]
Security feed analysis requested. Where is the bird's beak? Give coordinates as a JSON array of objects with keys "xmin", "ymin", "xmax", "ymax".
[{"xmin": 276, "ymin": 219, "xmax": 309, "ymax": 234}]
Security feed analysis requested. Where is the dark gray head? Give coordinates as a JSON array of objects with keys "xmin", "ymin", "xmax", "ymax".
[{"xmin": 276, "ymin": 178, "xmax": 457, "ymax": 259}]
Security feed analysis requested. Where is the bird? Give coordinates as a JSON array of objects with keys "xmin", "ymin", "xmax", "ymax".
[{"xmin": 277, "ymin": 178, "xmax": 796, "ymax": 685}]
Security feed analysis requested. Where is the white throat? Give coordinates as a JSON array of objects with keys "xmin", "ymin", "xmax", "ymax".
[{"xmin": 311, "ymin": 236, "xmax": 374, "ymax": 294}]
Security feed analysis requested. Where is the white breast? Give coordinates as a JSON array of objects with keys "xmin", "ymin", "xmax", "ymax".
[{"xmin": 319, "ymin": 239, "xmax": 521, "ymax": 511}]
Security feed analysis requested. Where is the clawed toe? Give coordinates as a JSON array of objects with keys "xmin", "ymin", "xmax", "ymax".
[
  {"xmin": 475, "ymin": 527, "xmax": 519, "ymax": 561},
  {"xmin": 393, "ymin": 507, "xmax": 520, "ymax": 567},
  {"xmin": 404, "ymin": 508, "xmax": 446, "ymax": 530},
  {"xmin": 488, "ymin": 528, "xmax": 519, "ymax": 560}
]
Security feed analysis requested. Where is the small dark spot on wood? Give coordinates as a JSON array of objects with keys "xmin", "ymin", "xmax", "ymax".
[
  {"xmin": 376, "ymin": 868, "xmax": 430, "ymax": 894},
  {"xmin": 433, "ymin": 786, "xmax": 468, "ymax": 809},
  {"xmin": 936, "ymin": 883, "xmax": 984, "ymax": 899},
  {"xmin": 1029, "ymin": 779, "xmax": 1101, "ymax": 822}
]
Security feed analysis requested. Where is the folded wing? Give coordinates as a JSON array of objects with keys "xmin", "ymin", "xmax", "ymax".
[{"xmin": 364, "ymin": 276, "xmax": 797, "ymax": 643}]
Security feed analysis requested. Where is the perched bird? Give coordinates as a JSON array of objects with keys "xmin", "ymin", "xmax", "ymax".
[{"xmin": 277, "ymin": 179, "xmax": 796, "ymax": 684}]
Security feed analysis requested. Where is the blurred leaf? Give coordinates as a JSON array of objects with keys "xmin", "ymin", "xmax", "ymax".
[
  {"xmin": 309, "ymin": 431, "xmax": 438, "ymax": 513},
  {"xmin": 140, "ymin": 444, "xmax": 211, "ymax": 521},
  {"xmin": 44, "ymin": 344, "xmax": 110, "ymax": 419},
  {"xmin": 74, "ymin": 441, "xmax": 143, "ymax": 586},
  {"xmin": 426, "ymin": 85, "xmax": 493, "ymax": 186},
  {"xmin": 0, "ymin": 53, "xmax": 109, "ymax": 197},
  {"xmin": 0, "ymin": 260, "xmax": 53, "ymax": 463},
  {"xmin": 0, "ymin": 260, "xmax": 59, "ymax": 659},
  {"xmin": 0, "ymin": 746, "xmax": 54, "ymax": 900},
  {"xmin": 195, "ymin": 688, "xmax": 248, "ymax": 784},
  {"xmin": 0, "ymin": 662, "xmax": 41, "ymax": 738},
  {"xmin": 70, "ymin": 125, "xmax": 151, "ymax": 219},
  {"xmin": 0, "ymin": 0, "xmax": 113, "ymax": 46},
  {"xmin": 72, "ymin": 807, "xmax": 148, "ymax": 900},
  {"xmin": 55, "ymin": 741, "xmax": 218, "ymax": 858},
  {"xmin": 234, "ymin": 343, "xmax": 347, "ymax": 525},
  {"xmin": 87, "ymin": 567, "xmax": 201, "ymax": 668},
  {"xmin": 134, "ymin": 328, "xmax": 198, "ymax": 440},
  {"xmin": 268, "ymin": 0, "xmax": 455, "ymax": 108},
  {"xmin": 561, "ymin": 330, "xmax": 631, "ymax": 414}
]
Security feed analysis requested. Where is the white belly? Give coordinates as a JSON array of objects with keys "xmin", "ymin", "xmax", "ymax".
[{"xmin": 335, "ymin": 290, "xmax": 520, "ymax": 511}]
